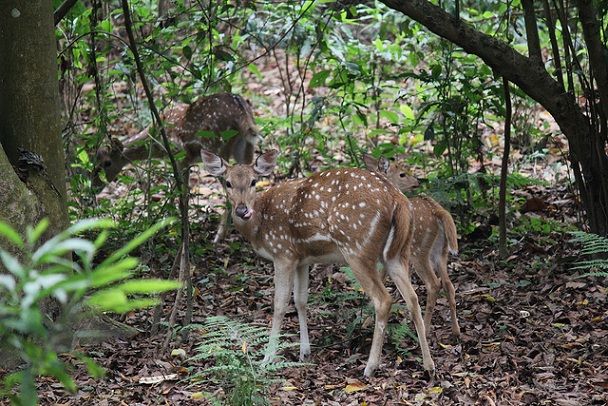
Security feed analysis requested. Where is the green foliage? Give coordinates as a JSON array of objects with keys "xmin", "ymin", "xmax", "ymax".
[
  {"xmin": 0, "ymin": 218, "xmax": 180, "ymax": 405},
  {"xmin": 570, "ymin": 232, "xmax": 608, "ymax": 278},
  {"xmin": 189, "ymin": 316, "xmax": 303, "ymax": 406}
]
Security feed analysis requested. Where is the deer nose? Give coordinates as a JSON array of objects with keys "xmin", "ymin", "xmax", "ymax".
[{"xmin": 235, "ymin": 203, "xmax": 250, "ymax": 219}]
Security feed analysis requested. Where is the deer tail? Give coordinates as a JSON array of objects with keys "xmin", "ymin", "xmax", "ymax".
[{"xmin": 436, "ymin": 208, "xmax": 458, "ymax": 255}]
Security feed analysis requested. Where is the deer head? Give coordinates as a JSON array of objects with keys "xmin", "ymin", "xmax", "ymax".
[
  {"xmin": 362, "ymin": 153, "xmax": 419, "ymax": 192},
  {"xmin": 201, "ymin": 149, "xmax": 278, "ymax": 221}
]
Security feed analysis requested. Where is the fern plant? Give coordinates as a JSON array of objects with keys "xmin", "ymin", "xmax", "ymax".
[
  {"xmin": 570, "ymin": 231, "xmax": 608, "ymax": 278},
  {"xmin": 189, "ymin": 316, "xmax": 303, "ymax": 406}
]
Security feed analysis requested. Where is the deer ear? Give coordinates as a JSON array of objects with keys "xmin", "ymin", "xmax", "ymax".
[
  {"xmin": 362, "ymin": 153, "xmax": 379, "ymax": 171},
  {"xmin": 201, "ymin": 150, "xmax": 227, "ymax": 176},
  {"xmin": 377, "ymin": 156, "xmax": 390, "ymax": 174},
  {"xmin": 254, "ymin": 150, "xmax": 278, "ymax": 176}
]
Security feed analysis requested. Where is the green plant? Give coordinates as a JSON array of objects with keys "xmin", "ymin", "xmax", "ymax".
[
  {"xmin": 0, "ymin": 218, "xmax": 181, "ymax": 405},
  {"xmin": 570, "ymin": 231, "xmax": 608, "ymax": 278},
  {"xmin": 189, "ymin": 316, "xmax": 302, "ymax": 406}
]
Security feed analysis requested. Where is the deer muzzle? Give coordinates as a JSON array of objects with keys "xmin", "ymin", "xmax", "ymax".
[{"xmin": 235, "ymin": 203, "xmax": 253, "ymax": 220}]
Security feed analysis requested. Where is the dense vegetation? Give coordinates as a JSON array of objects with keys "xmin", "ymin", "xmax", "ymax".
[{"xmin": 1, "ymin": 0, "xmax": 607, "ymax": 404}]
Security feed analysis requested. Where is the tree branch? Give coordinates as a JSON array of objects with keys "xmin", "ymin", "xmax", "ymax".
[
  {"xmin": 380, "ymin": 0, "xmax": 567, "ymax": 118},
  {"xmin": 54, "ymin": 0, "xmax": 78, "ymax": 26}
]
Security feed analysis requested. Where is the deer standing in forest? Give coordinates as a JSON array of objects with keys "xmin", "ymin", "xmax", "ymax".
[
  {"xmin": 93, "ymin": 92, "xmax": 261, "ymax": 242},
  {"xmin": 363, "ymin": 154, "xmax": 461, "ymax": 338},
  {"xmin": 201, "ymin": 149, "xmax": 435, "ymax": 378}
]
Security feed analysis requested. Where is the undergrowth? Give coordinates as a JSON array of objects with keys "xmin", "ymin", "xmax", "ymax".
[{"xmin": 189, "ymin": 316, "xmax": 303, "ymax": 406}]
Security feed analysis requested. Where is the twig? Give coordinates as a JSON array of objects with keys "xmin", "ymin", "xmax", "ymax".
[{"xmin": 120, "ymin": 0, "xmax": 191, "ymax": 347}]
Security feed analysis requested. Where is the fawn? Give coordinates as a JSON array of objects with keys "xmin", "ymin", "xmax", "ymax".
[
  {"xmin": 363, "ymin": 154, "xmax": 461, "ymax": 338},
  {"xmin": 201, "ymin": 149, "xmax": 435, "ymax": 377},
  {"xmin": 93, "ymin": 92, "xmax": 260, "ymax": 242}
]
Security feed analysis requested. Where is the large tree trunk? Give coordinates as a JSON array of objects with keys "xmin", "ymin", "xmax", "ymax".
[
  {"xmin": 0, "ymin": 0, "xmax": 68, "ymax": 236},
  {"xmin": 381, "ymin": 0, "xmax": 608, "ymax": 235},
  {"xmin": 0, "ymin": 0, "xmax": 69, "ymax": 370}
]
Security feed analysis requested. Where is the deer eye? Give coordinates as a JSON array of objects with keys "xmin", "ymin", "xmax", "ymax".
[
  {"xmin": 226, "ymin": 181, "xmax": 232, "ymax": 188},
  {"xmin": 250, "ymin": 179, "xmax": 257, "ymax": 187},
  {"xmin": 399, "ymin": 173, "xmax": 406, "ymax": 178}
]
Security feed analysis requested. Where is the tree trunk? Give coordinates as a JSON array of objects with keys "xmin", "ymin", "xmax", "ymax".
[
  {"xmin": 0, "ymin": 0, "xmax": 69, "ymax": 369},
  {"xmin": 0, "ymin": 0, "xmax": 68, "ymax": 237},
  {"xmin": 381, "ymin": 0, "xmax": 608, "ymax": 235}
]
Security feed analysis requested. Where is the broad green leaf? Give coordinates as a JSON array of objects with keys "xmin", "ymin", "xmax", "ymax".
[
  {"xmin": 399, "ymin": 104, "xmax": 415, "ymax": 121},
  {"xmin": 0, "ymin": 221, "xmax": 24, "ymax": 248},
  {"xmin": 380, "ymin": 110, "xmax": 400, "ymax": 125}
]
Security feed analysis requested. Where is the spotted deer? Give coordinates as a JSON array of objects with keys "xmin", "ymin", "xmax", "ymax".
[
  {"xmin": 363, "ymin": 154, "xmax": 461, "ymax": 338},
  {"xmin": 93, "ymin": 92, "xmax": 261, "ymax": 242},
  {"xmin": 201, "ymin": 149, "xmax": 435, "ymax": 377}
]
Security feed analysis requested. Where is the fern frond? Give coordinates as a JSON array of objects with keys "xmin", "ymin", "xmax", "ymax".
[{"xmin": 569, "ymin": 232, "xmax": 608, "ymax": 281}]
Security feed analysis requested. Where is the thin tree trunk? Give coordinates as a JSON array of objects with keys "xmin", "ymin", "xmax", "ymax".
[{"xmin": 499, "ymin": 78, "xmax": 512, "ymax": 258}]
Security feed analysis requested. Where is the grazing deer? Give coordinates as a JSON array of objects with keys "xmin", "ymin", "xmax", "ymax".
[
  {"xmin": 363, "ymin": 154, "xmax": 461, "ymax": 338},
  {"xmin": 201, "ymin": 150, "xmax": 435, "ymax": 377},
  {"xmin": 93, "ymin": 92, "xmax": 260, "ymax": 242}
]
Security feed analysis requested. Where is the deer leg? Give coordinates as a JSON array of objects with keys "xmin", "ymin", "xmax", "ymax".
[
  {"xmin": 293, "ymin": 264, "xmax": 311, "ymax": 360},
  {"xmin": 346, "ymin": 256, "xmax": 393, "ymax": 377},
  {"xmin": 385, "ymin": 258, "xmax": 435, "ymax": 373},
  {"xmin": 412, "ymin": 257, "xmax": 441, "ymax": 336},
  {"xmin": 435, "ymin": 253, "xmax": 461, "ymax": 338},
  {"xmin": 263, "ymin": 259, "xmax": 297, "ymax": 364}
]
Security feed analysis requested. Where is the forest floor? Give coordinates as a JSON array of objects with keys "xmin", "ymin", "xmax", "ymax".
[
  {"xmin": 25, "ymin": 51, "xmax": 608, "ymax": 405},
  {"xmin": 33, "ymin": 179, "xmax": 608, "ymax": 405}
]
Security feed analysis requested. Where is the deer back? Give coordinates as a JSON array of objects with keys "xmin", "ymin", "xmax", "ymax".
[
  {"xmin": 218, "ymin": 162, "xmax": 414, "ymax": 266},
  {"xmin": 93, "ymin": 93, "xmax": 259, "ymax": 186}
]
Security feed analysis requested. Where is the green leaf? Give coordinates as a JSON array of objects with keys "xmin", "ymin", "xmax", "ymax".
[
  {"xmin": 27, "ymin": 219, "xmax": 49, "ymax": 245},
  {"xmin": 75, "ymin": 353, "xmax": 106, "ymax": 378},
  {"xmin": 99, "ymin": 19, "xmax": 111, "ymax": 32},
  {"xmin": 67, "ymin": 218, "xmax": 114, "ymax": 235},
  {"xmin": 117, "ymin": 279, "xmax": 181, "ymax": 294},
  {"xmin": 101, "ymin": 218, "xmax": 175, "ymax": 266},
  {"xmin": 87, "ymin": 289, "xmax": 128, "ymax": 311},
  {"xmin": 91, "ymin": 258, "xmax": 138, "ymax": 287},
  {"xmin": 0, "ymin": 220, "xmax": 24, "ymax": 248},
  {"xmin": 399, "ymin": 104, "xmax": 415, "ymax": 121},
  {"xmin": 0, "ymin": 250, "xmax": 24, "ymax": 278},
  {"xmin": 111, "ymin": 298, "xmax": 160, "ymax": 313},
  {"xmin": 380, "ymin": 110, "xmax": 400, "ymax": 125},
  {"xmin": 309, "ymin": 70, "xmax": 330, "ymax": 88}
]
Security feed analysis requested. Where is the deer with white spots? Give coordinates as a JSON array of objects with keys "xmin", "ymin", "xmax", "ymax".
[
  {"xmin": 93, "ymin": 92, "xmax": 260, "ymax": 242},
  {"xmin": 363, "ymin": 154, "xmax": 461, "ymax": 338},
  {"xmin": 201, "ymin": 149, "xmax": 435, "ymax": 378}
]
